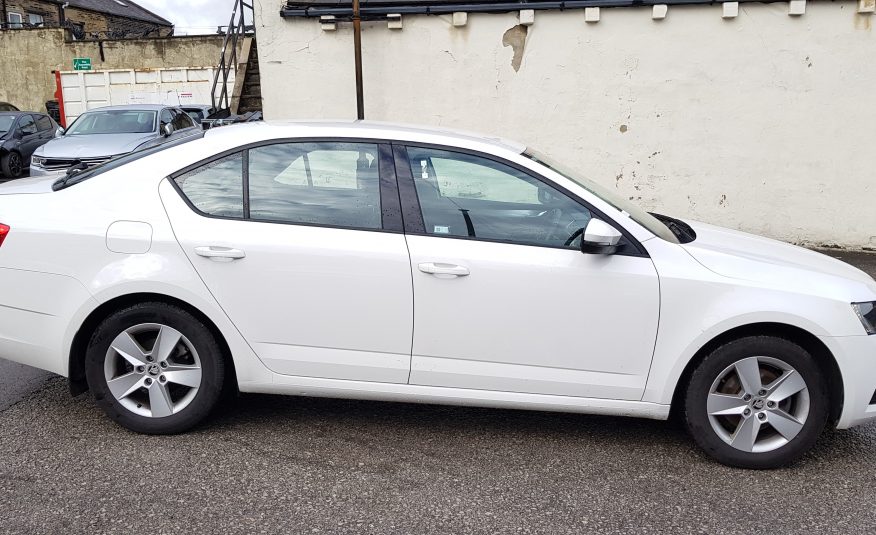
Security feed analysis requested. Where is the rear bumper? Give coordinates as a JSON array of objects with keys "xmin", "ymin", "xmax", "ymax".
[
  {"xmin": 0, "ymin": 268, "xmax": 95, "ymax": 376},
  {"xmin": 825, "ymin": 334, "xmax": 876, "ymax": 429}
]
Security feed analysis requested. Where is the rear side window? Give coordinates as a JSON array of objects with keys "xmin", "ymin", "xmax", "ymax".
[
  {"xmin": 36, "ymin": 115, "xmax": 53, "ymax": 131},
  {"xmin": 172, "ymin": 109, "xmax": 195, "ymax": 131},
  {"xmin": 174, "ymin": 153, "xmax": 244, "ymax": 218},
  {"xmin": 248, "ymin": 142, "xmax": 381, "ymax": 229}
]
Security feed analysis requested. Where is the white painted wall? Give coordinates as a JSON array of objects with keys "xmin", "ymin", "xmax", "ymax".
[{"xmin": 253, "ymin": 1, "xmax": 876, "ymax": 249}]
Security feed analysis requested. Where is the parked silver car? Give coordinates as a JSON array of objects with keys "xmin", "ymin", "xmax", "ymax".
[{"xmin": 30, "ymin": 104, "xmax": 200, "ymax": 177}]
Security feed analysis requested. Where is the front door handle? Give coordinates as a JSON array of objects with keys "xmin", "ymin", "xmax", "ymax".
[
  {"xmin": 194, "ymin": 246, "xmax": 246, "ymax": 260},
  {"xmin": 418, "ymin": 262, "xmax": 470, "ymax": 277}
]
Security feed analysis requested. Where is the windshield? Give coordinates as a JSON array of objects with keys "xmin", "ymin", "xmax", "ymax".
[
  {"xmin": 524, "ymin": 149, "xmax": 680, "ymax": 244},
  {"xmin": 0, "ymin": 115, "xmax": 15, "ymax": 134},
  {"xmin": 66, "ymin": 110, "xmax": 157, "ymax": 135},
  {"xmin": 0, "ymin": 116, "xmax": 15, "ymax": 133}
]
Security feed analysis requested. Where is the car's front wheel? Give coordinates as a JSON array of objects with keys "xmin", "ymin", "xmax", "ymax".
[
  {"xmin": 85, "ymin": 303, "xmax": 225, "ymax": 434},
  {"xmin": 684, "ymin": 336, "xmax": 829, "ymax": 469},
  {"xmin": 0, "ymin": 151, "xmax": 24, "ymax": 178}
]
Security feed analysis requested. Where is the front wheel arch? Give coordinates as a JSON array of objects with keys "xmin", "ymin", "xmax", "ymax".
[
  {"xmin": 670, "ymin": 322, "xmax": 843, "ymax": 426},
  {"xmin": 68, "ymin": 293, "xmax": 237, "ymax": 398}
]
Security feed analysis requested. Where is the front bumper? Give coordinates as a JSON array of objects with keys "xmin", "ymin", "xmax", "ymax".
[
  {"xmin": 824, "ymin": 334, "xmax": 876, "ymax": 429},
  {"xmin": 28, "ymin": 166, "xmax": 67, "ymax": 179}
]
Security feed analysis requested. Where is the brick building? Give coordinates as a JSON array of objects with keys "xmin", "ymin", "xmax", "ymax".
[{"xmin": 1, "ymin": 0, "xmax": 172, "ymax": 39}]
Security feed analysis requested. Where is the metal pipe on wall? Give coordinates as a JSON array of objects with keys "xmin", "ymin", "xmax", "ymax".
[{"xmin": 352, "ymin": 0, "xmax": 365, "ymax": 120}]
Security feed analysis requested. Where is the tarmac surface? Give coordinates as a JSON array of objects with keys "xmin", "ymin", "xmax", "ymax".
[{"xmin": 0, "ymin": 248, "xmax": 874, "ymax": 534}]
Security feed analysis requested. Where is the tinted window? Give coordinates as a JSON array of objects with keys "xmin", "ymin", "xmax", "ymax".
[
  {"xmin": 248, "ymin": 142, "xmax": 381, "ymax": 229},
  {"xmin": 407, "ymin": 147, "xmax": 592, "ymax": 248},
  {"xmin": 36, "ymin": 115, "xmax": 53, "ymax": 131},
  {"xmin": 18, "ymin": 115, "xmax": 37, "ymax": 135},
  {"xmin": 174, "ymin": 153, "xmax": 244, "ymax": 218},
  {"xmin": 0, "ymin": 103, "xmax": 16, "ymax": 112},
  {"xmin": 171, "ymin": 110, "xmax": 195, "ymax": 131}
]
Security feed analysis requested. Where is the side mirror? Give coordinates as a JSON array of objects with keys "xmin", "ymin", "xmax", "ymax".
[
  {"xmin": 55, "ymin": 127, "xmax": 65, "ymax": 137},
  {"xmin": 163, "ymin": 124, "xmax": 175, "ymax": 137},
  {"xmin": 580, "ymin": 218, "xmax": 623, "ymax": 255}
]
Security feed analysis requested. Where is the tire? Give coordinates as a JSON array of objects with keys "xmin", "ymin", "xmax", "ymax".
[
  {"xmin": 0, "ymin": 151, "xmax": 24, "ymax": 179},
  {"xmin": 85, "ymin": 303, "xmax": 225, "ymax": 434},
  {"xmin": 683, "ymin": 336, "xmax": 829, "ymax": 469}
]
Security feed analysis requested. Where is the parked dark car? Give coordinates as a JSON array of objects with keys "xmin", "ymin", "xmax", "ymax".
[
  {"xmin": 0, "ymin": 112, "xmax": 58, "ymax": 178},
  {"xmin": 0, "ymin": 102, "xmax": 20, "ymax": 112}
]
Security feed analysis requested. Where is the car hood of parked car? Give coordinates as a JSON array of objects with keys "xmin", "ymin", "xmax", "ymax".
[
  {"xmin": 680, "ymin": 220, "xmax": 876, "ymax": 297},
  {"xmin": 34, "ymin": 133, "xmax": 156, "ymax": 159}
]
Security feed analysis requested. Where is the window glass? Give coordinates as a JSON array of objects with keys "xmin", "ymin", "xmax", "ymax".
[
  {"xmin": 18, "ymin": 115, "xmax": 37, "ymax": 135},
  {"xmin": 160, "ymin": 109, "xmax": 173, "ymax": 128},
  {"xmin": 248, "ymin": 142, "xmax": 381, "ymax": 229},
  {"xmin": 36, "ymin": 115, "xmax": 53, "ymax": 131},
  {"xmin": 407, "ymin": 147, "xmax": 592, "ymax": 249},
  {"xmin": 7, "ymin": 13, "xmax": 23, "ymax": 28},
  {"xmin": 67, "ymin": 110, "xmax": 155, "ymax": 135},
  {"xmin": 27, "ymin": 13, "xmax": 44, "ymax": 26},
  {"xmin": 174, "ymin": 153, "xmax": 244, "ymax": 218},
  {"xmin": 171, "ymin": 109, "xmax": 194, "ymax": 131}
]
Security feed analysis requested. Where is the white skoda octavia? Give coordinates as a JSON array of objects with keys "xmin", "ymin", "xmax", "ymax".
[{"xmin": 1, "ymin": 122, "xmax": 874, "ymax": 468}]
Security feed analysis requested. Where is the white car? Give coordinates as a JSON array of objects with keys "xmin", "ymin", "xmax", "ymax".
[{"xmin": 0, "ymin": 122, "xmax": 874, "ymax": 469}]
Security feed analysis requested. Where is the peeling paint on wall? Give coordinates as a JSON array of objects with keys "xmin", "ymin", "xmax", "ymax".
[{"xmin": 502, "ymin": 24, "xmax": 528, "ymax": 72}]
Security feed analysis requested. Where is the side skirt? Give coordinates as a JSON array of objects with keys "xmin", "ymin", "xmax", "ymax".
[{"xmin": 239, "ymin": 374, "xmax": 670, "ymax": 420}]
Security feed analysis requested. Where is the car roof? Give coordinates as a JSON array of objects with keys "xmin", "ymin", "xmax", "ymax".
[
  {"xmin": 203, "ymin": 120, "xmax": 527, "ymax": 154},
  {"xmin": 81, "ymin": 104, "xmax": 169, "ymax": 112}
]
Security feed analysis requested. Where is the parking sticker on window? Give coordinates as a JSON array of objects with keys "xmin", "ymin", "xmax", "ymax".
[{"xmin": 434, "ymin": 226, "xmax": 450, "ymax": 234}]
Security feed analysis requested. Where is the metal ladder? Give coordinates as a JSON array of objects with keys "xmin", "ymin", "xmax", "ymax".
[{"xmin": 211, "ymin": 0, "xmax": 255, "ymax": 115}]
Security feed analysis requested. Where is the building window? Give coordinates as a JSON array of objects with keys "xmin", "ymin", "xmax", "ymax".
[
  {"xmin": 27, "ymin": 13, "xmax": 45, "ymax": 27},
  {"xmin": 7, "ymin": 12, "xmax": 23, "ymax": 28}
]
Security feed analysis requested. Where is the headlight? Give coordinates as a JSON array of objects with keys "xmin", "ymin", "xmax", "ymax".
[
  {"xmin": 31, "ymin": 156, "xmax": 46, "ymax": 167},
  {"xmin": 852, "ymin": 302, "xmax": 876, "ymax": 335}
]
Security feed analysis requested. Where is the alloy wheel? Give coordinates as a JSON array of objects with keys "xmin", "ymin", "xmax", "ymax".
[
  {"xmin": 7, "ymin": 153, "xmax": 22, "ymax": 177},
  {"xmin": 103, "ymin": 323, "xmax": 203, "ymax": 418},
  {"xmin": 707, "ymin": 356, "xmax": 810, "ymax": 454}
]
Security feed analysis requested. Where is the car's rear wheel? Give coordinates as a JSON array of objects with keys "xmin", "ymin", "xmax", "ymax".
[
  {"xmin": 684, "ymin": 336, "xmax": 829, "ymax": 469},
  {"xmin": 85, "ymin": 303, "xmax": 225, "ymax": 434},
  {"xmin": 1, "ymin": 152, "xmax": 24, "ymax": 178}
]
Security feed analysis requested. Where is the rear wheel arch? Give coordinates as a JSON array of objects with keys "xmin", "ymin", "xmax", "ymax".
[
  {"xmin": 68, "ymin": 293, "xmax": 237, "ymax": 397},
  {"xmin": 670, "ymin": 322, "xmax": 843, "ymax": 426}
]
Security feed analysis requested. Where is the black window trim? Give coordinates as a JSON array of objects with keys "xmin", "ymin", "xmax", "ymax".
[
  {"xmin": 392, "ymin": 141, "xmax": 649, "ymax": 258},
  {"xmin": 168, "ymin": 137, "xmax": 405, "ymax": 235}
]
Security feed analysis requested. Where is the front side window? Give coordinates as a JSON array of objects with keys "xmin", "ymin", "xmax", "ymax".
[
  {"xmin": 174, "ymin": 153, "xmax": 244, "ymax": 218},
  {"xmin": 18, "ymin": 115, "xmax": 37, "ymax": 135},
  {"xmin": 406, "ymin": 147, "xmax": 592, "ymax": 249},
  {"xmin": 67, "ymin": 110, "xmax": 156, "ymax": 135},
  {"xmin": 159, "ymin": 109, "xmax": 174, "ymax": 128},
  {"xmin": 248, "ymin": 142, "xmax": 382, "ymax": 229}
]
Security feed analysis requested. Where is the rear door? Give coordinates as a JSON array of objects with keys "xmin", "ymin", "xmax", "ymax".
[{"xmin": 160, "ymin": 141, "xmax": 414, "ymax": 383}]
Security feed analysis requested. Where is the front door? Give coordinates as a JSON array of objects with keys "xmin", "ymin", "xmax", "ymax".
[
  {"xmin": 161, "ymin": 141, "xmax": 413, "ymax": 383},
  {"xmin": 397, "ymin": 145, "xmax": 660, "ymax": 400}
]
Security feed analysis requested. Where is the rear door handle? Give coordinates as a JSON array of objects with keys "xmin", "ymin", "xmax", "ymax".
[
  {"xmin": 418, "ymin": 262, "xmax": 470, "ymax": 277},
  {"xmin": 194, "ymin": 246, "xmax": 246, "ymax": 260}
]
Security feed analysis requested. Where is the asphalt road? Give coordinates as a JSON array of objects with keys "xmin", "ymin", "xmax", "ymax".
[{"xmin": 1, "ymin": 248, "xmax": 875, "ymax": 534}]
